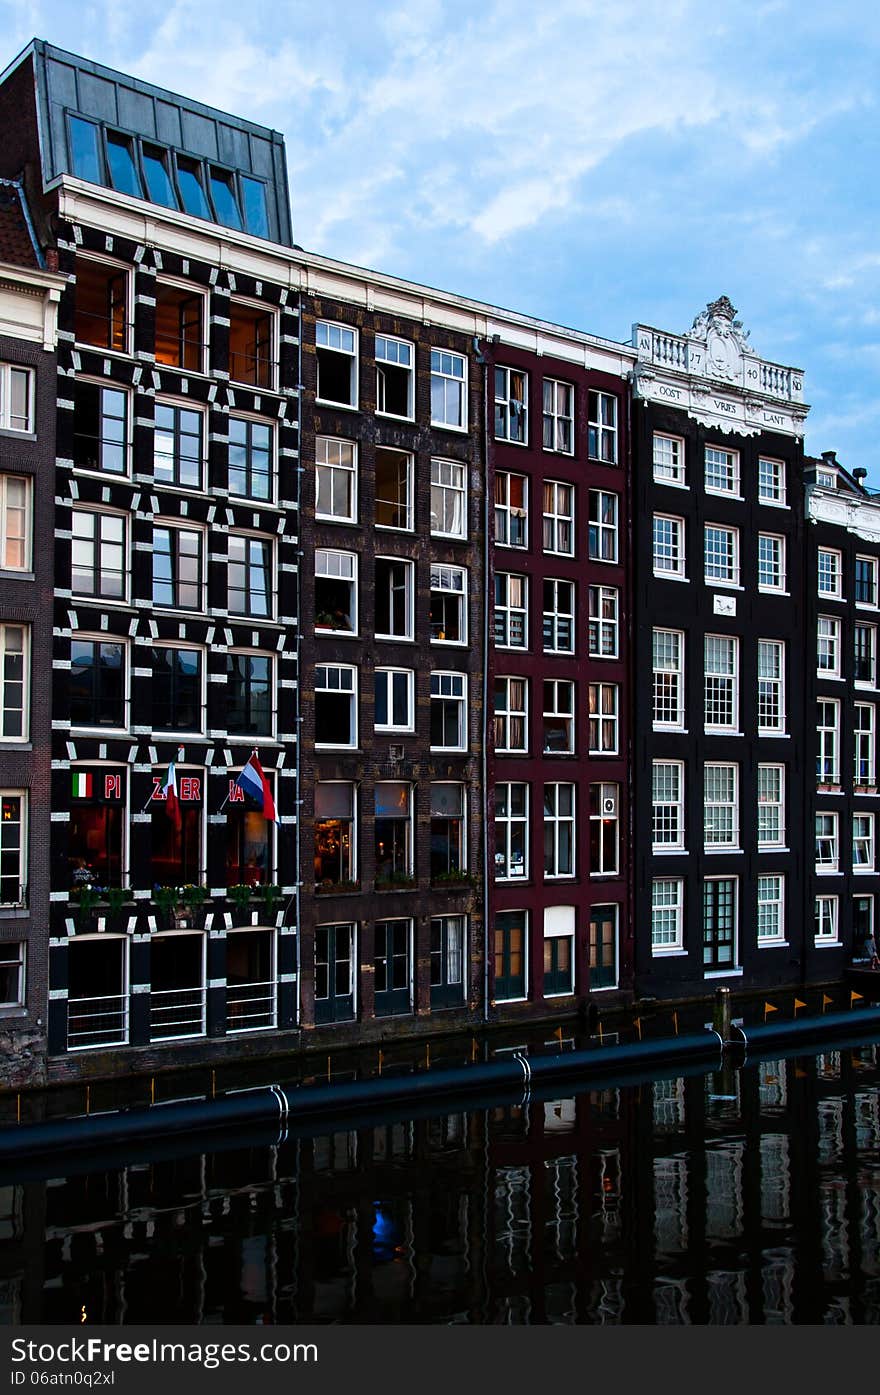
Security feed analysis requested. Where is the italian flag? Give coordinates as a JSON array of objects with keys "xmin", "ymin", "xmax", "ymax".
[
  {"xmin": 71, "ymin": 772, "xmax": 92, "ymax": 798},
  {"xmin": 160, "ymin": 760, "xmax": 181, "ymax": 832}
]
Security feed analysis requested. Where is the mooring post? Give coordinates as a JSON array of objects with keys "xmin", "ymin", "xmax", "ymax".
[{"xmin": 712, "ymin": 986, "xmax": 732, "ymax": 1043}]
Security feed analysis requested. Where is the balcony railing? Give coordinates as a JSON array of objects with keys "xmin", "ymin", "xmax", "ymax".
[
  {"xmin": 226, "ymin": 979, "xmax": 276, "ymax": 1033},
  {"xmin": 67, "ymin": 993, "xmax": 128, "ymax": 1050},
  {"xmin": 149, "ymin": 986, "xmax": 206, "ymax": 1041}
]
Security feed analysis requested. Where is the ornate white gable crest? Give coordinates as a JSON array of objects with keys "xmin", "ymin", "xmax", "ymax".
[{"xmin": 687, "ymin": 296, "xmax": 751, "ymax": 384}]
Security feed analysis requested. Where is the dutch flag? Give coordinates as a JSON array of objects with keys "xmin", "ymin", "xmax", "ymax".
[{"xmin": 234, "ymin": 753, "xmax": 280, "ymax": 825}]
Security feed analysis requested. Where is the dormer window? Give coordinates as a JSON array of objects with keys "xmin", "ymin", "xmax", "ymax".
[
  {"xmin": 817, "ymin": 469, "xmax": 837, "ymax": 488},
  {"xmin": 210, "ymin": 168, "xmax": 243, "ymax": 231},
  {"xmin": 106, "ymin": 132, "xmax": 141, "ymax": 198},
  {"xmin": 143, "ymin": 145, "xmax": 177, "ymax": 208},
  {"xmin": 176, "ymin": 157, "xmax": 211, "ymax": 219}
]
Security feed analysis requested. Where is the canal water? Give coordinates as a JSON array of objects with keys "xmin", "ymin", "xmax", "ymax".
[{"xmin": 1, "ymin": 1039, "xmax": 879, "ymax": 1325}]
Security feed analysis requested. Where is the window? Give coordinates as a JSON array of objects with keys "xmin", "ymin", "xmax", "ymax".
[
  {"xmin": 314, "ymin": 923, "xmax": 356, "ymax": 1024},
  {"xmin": 228, "ymin": 535, "xmax": 272, "ymax": 618},
  {"xmin": 703, "ymin": 877, "xmax": 737, "ymax": 970},
  {"xmin": 543, "ymin": 906, "xmax": 574, "ymax": 996},
  {"xmin": 854, "ymin": 703, "xmax": 876, "ymax": 786},
  {"xmin": 431, "ymin": 349, "xmax": 467, "ymax": 429},
  {"xmin": 495, "ymin": 366, "xmax": 528, "ymax": 443},
  {"xmin": 854, "ymin": 895, "xmax": 874, "ymax": 954},
  {"xmin": 430, "ymin": 783, "xmax": 466, "ymax": 878},
  {"xmin": 149, "ymin": 931, "xmax": 205, "ymax": 1040},
  {"xmin": 431, "ymin": 672, "xmax": 467, "ymax": 750},
  {"xmin": 653, "ymin": 761, "xmax": 685, "ymax": 850},
  {"xmin": 704, "ymin": 524, "xmax": 739, "ymax": 586},
  {"xmin": 0, "ymin": 794, "xmax": 26, "ymax": 906},
  {"xmin": 316, "ymin": 321, "xmax": 357, "ymax": 407},
  {"xmin": 494, "ymin": 472, "xmax": 528, "ymax": 548},
  {"xmin": 757, "ymin": 639, "xmax": 785, "ymax": 734},
  {"xmin": 225, "ymin": 768, "xmax": 274, "ymax": 886},
  {"xmin": 431, "ymin": 565, "xmax": 467, "ymax": 644},
  {"xmin": 228, "ymin": 416, "xmax": 273, "ymax": 502},
  {"xmin": 75, "ymin": 258, "xmax": 128, "ymax": 353},
  {"xmin": 229, "ymin": 300, "xmax": 275, "ymax": 389},
  {"xmin": 588, "ymin": 490, "xmax": 618, "ymax": 562},
  {"xmin": 315, "ymin": 665, "xmax": 357, "ymax": 748},
  {"xmin": 855, "ymin": 623, "xmax": 877, "ymax": 685},
  {"xmin": 815, "ymin": 895, "xmax": 839, "ymax": 944},
  {"xmin": 374, "ymin": 667, "xmax": 415, "ymax": 732},
  {"xmin": 0, "ymin": 625, "xmax": 28, "ymax": 740},
  {"xmin": 495, "ymin": 783, "xmax": 528, "ymax": 881},
  {"xmin": 704, "ymin": 763, "xmax": 738, "ymax": 848},
  {"xmin": 314, "ymin": 784, "xmax": 356, "ymax": 887},
  {"xmin": 315, "ymin": 437, "xmax": 357, "ymax": 522},
  {"xmin": 315, "ymin": 549, "xmax": 357, "ymax": 634},
  {"xmin": 374, "ymin": 782, "xmax": 413, "ymax": 881},
  {"xmin": 652, "ymin": 878, "xmax": 684, "ymax": 952},
  {"xmin": 544, "ymin": 784, "xmax": 575, "ymax": 878},
  {"xmin": 152, "ymin": 524, "xmax": 203, "ymax": 610},
  {"xmin": 494, "ymin": 573, "xmax": 528, "ymax": 648},
  {"xmin": 72, "ymin": 510, "xmax": 125, "ymax": 599},
  {"xmin": 818, "ymin": 548, "xmax": 842, "ymax": 599},
  {"xmin": 210, "ymin": 167, "xmax": 243, "ymax": 229},
  {"xmin": 375, "ymin": 558, "xmax": 414, "ymax": 640},
  {"xmin": 855, "ymin": 555, "xmax": 878, "ymax": 607},
  {"xmin": 70, "ymin": 637, "xmax": 125, "ymax": 730},
  {"xmin": 757, "ymin": 875, "xmax": 785, "ymax": 944},
  {"xmin": 815, "ymin": 812, "xmax": 839, "ymax": 872},
  {"xmin": 588, "ymin": 683, "xmax": 619, "ymax": 754},
  {"xmin": 494, "ymin": 911, "xmax": 527, "ymax": 1001},
  {"xmin": 376, "ymin": 335, "xmax": 414, "ymax": 418},
  {"xmin": 0, "ymin": 942, "xmax": 25, "ymax": 1007},
  {"xmin": 431, "ymin": 915, "xmax": 465, "ymax": 1008},
  {"xmin": 817, "ymin": 699, "xmax": 840, "ymax": 784},
  {"xmin": 542, "ymin": 579, "xmax": 575, "ymax": 653},
  {"xmin": 67, "ymin": 936, "xmax": 128, "ymax": 1049},
  {"xmin": 225, "ymin": 653, "xmax": 271, "ymax": 737},
  {"xmin": 105, "ymin": 135, "xmax": 141, "ymax": 196},
  {"xmin": 588, "ymin": 904, "xmax": 618, "ymax": 990},
  {"xmin": 543, "ymin": 379, "xmax": 574, "ymax": 454},
  {"xmin": 155, "ymin": 281, "xmax": 204, "ymax": 371},
  {"xmin": 69, "ymin": 768, "xmax": 125, "ymax": 889},
  {"xmin": 758, "ymin": 456, "xmax": 786, "ymax": 505},
  {"xmin": 430, "ymin": 458, "xmax": 466, "ymax": 538},
  {"xmin": 142, "ymin": 143, "xmax": 175, "ymax": 207},
  {"xmin": 494, "ymin": 677, "xmax": 528, "ymax": 754},
  {"xmin": 817, "ymin": 616, "xmax": 841, "ymax": 677},
  {"xmin": 757, "ymin": 765, "xmax": 785, "ymax": 849},
  {"xmin": 543, "ymin": 679, "xmax": 574, "ymax": 755},
  {"xmin": 374, "ymin": 920, "xmax": 413, "ymax": 1017},
  {"xmin": 0, "ymin": 477, "xmax": 30, "ymax": 572},
  {"xmin": 176, "ymin": 157, "xmax": 211, "ymax": 218},
  {"xmin": 150, "ymin": 768, "xmax": 203, "ymax": 886},
  {"xmin": 704, "ymin": 635, "xmax": 738, "ymax": 731},
  {"xmin": 705, "ymin": 445, "xmax": 739, "ymax": 495},
  {"xmin": 375, "ymin": 448, "xmax": 413, "ymax": 530},
  {"xmin": 854, "ymin": 813, "xmax": 876, "ymax": 871},
  {"xmin": 653, "ymin": 514, "xmax": 686, "ymax": 578},
  {"xmin": 589, "ymin": 782, "xmax": 619, "ymax": 876},
  {"xmin": 226, "ymin": 927, "xmax": 276, "ymax": 1033},
  {"xmin": 588, "ymin": 585, "xmax": 619, "ymax": 657},
  {"xmin": 758, "ymin": 534, "xmax": 785, "ymax": 592},
  {"xmin": 588, "ymin": 391, "xmax": 617, "ymax": 463},
  {"xmin": 653, "ymin": 629, "xmax": 684, "ymax": 729},
  {"xmin": 653, "ymin": 433, "xmax": 685, "ymax": 485},
  {"xmin": 543, "ymin": 481, "xmax": 574, "ymax": 555},
  {"xmin": 154, "ymin": 401, "xmax": 203, "ymax": 489},
  {"xmin": 152, "ymin": 647, "xmax": 202, "ymax": 732},
  {"xmin": 73, "ymin": 381, "xmax": 128, "ymax": 474},
  {"xmin": 0, "ymin": 363, "xmax": 33, "ymax": 434}
]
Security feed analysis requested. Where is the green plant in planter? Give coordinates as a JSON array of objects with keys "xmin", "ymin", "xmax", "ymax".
[
  {"xmin": 228, "ymin": 883, "xmax": 252, "ymax": 911},
  {"xmin": 70, "ymin": 883, "xmax": 101, "ymax": 917},
  {"xmin": 259, "ymin": 883, "xmax": 282, "ymax": 915},
  {"xmin": 154, "ymin": 885, "xmax": 180, "ymax": 914},
  {"xmin": 105, "ymin": 886, "xmax": 133, "ymax": 915},
  {"xmin": 180, "ymin": 883, "xmax": 208, "ymax": 914},
  {"xmin": 375, "ymin": 873, "xmax": 416, "ymax": 890},
  {"xmin": 433, "ymin": 869, "xmax": 470, "ymax": 884}
]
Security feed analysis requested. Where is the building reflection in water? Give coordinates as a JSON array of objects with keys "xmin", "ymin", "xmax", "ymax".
[{"xmin": 0, "ymin": 1045, "xmax": 878, "ymax": 1324}]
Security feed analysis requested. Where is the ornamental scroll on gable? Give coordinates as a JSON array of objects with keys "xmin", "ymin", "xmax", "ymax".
[{"xmin": 687, "ymin": 296, "xmax": 751, "ymax": 385}]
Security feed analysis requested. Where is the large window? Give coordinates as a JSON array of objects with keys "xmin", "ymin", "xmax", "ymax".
[
  {"xmin": 494, "ymin": 677, "xmax": 528, "ymax": 754},
  {"xmin": 375, "ymin": 558, "xmax": 414, "ymax": 640},
  {"xmin": 652, "ymin": 879, "xmax": 684, "ymax": 953},
  {"xmin": 72, "ymin": 510, "xmax": 125, "ymax": 599},
  {"xmin": 226, "ymin": 770, "xmax": 273, "ymax": 886},
  {"xmin": 757, "ymin": 765, "xmax": 785, "ymax": 848},
  {"xmin": 653, "ymin": 515, "xmax": 686, "ymax": 578},
  {"xmin": 588, "ymin": 682, "xmax": 619, "ymax": 755},
  {"xmin": 758, "ymin": 456, "xmax": 786, "ymax": 505},
  {"xmin": 431, "ymin": 915, "xmax": 465, "ymax": 1008},
  {"xmin": 315, "ymin": 664, "xmax": 357, "ymax": 748},
  {"xmin": 704, "ymin": 524, "xmax": 739, "ymax": 586},
  {"xmin": 494, "ymin": 911, "xmax": 527, "ymax": 1001},
  {"xmin": 430, "ymin": 458, "xmax": 467, "ymax": 538},
  {"xmin": 226, "ymin": 652, "xmax": 272, "ymax": 737},
  {"xmin": 73, "ymin": 381, "xmax": 128, "ymax": 474},
  {"xmin": 757, "ymin": 875, "xmax": 785, "ymax": 944},
  {"xmin": 316, "ymin": 437, "xmax": 357, "ymax": 522},
  {"xmin": 0, "ymin": 624, "xmax": 29, "ymax": 740},
  {"xmin": 704, "ymin": 763, "xmax": 739, "ymax": 849},
  {"xmin": 228, "ymin": 535, "xmax": 272, "ymax": 618},
  {"xmin": 314, "ymin": 923, "xmax": 356, "ymax": 1024},
  {"xmin": 854, "ymin": 622, "xmax": 877, "ymax": 686},
  {"xmin": 150, "ymin": 932, "xmax": 205, "ymax": 1041},
  {"xmin": 0, "ymin": 475, "xmax": 29, "ymax": 573},
  {"xmin": 542, "ymin": 480, "xmax": 574, "ymax": 555},
  {"xmin": 703, "ymin": 877, "xmax": 737, "ymax": 970},
  {"xmin": 374, "ymin": 667, "xmax": 415, "ymax": 732},
  {"xmin": 588, "ymin": 585, "xmax": 619, "ymax": 658},
  {"xmin": 430, "ymin": 672, "xmax": 467, "ymax": 750},
  {"xmin": 374, "ymin": 919, "xmax": 413, "ymax": 1017},
  {"xmin": 543, "ymin": 784, "xmax": 575, "ymax": 878},
  {"xmin": 152, "ymin": 646, "xmax": 202, "ymax": 732},
  {"xmin": 376, "ymin": 335, "xmax": 414, "ymax": 419},
  {"xmin": 67, "ymin": 936, "xmax": 128, "ymax": 1049},
  {"xmin": 154, "ymin": 402, "xmax": 203, "ymax": 489},
  {"xmin": 430, "ymin": 565, "xmax": 467, "ymax": 644},
  {"xmin": 543, "ymin": 679, "xmax": 574, "ymax": 754},
  {"xmin": 705, "ymin": 445, "xmax": 739, "ymax": 495},
  {"xmin": 226, "ymin": 927, "xmax": 276, "ymax": 1032},
  {"xmin": 68, "ymin": 769, "xmax": 125, "ymax": 889},
  {"xmin": 653, "ymin": 433, "xmax": 685, "ymax": 485},
  {"xmin": 587, "ymin": 490, "xmax": 618, "ymax": 562},
  {"xmin": 542, "ymin": 579, "xmax": 575, "ymax": 653},
  {"xmin": 653, "ymin": 761, "xmax": 685, "ymax": 850},
  {"xmin": 430, "ymin": 783, "xmax": 466, "ymax": 878},
  {"xmin": 150, "ymin": 770, "xmax": 202, "ymax": 886},
  {"xmin": 653, "ymin": 628, "xmax": 684, "ymax": 729},
  {"xmin": 314, "ymin": 784, "xmax": 356, "ymax": 888},
  {"xmin": 316, "ymin": 321, "xmax": 357, "ymax": 407},
  {"xmin": 155, "ymin": 281, "xmax": 204, "ymax": 372},
  {"xmin": 818, "ymin": 548, "xmax": 842, "ymax": 599},
  {"xmin": 0, "ymin": 942, "xmax": 25, "ymax": 1008},
  {"xmin": 817, "ymin": 698, "xmax": 840, "ymax": 784},
  {"xmin": 758, "ymin": 533, "xmax": 785, "ymax": 592},
  {"xmin": 588, "ymin": 391, "xmax": 617, "ymax": 463},
  {"xmin": 495, "ymin": 783, "xmax": 528, "ymax": 881},
  {"xmin": 757, "ymin": 639, "xmax": 785, "ymax": 734},
  {"xmin": 815, "ymin": 812, "xmax": 839, "ymax": 872},
  {"xmin": 495, "ymin": 366, "xmax": 528, "ymax": 444},
  {"xmin": 589, "ymin": 783, "xmax": 619, "ymax": 876},
  {"xmin": 543, "ymin": 378, "xmax": 574, "ymax": 454},
  {"xmin": 704, "ymin": 635, "xmax": 738, "ymax": 731},
  {"xmin": 589, "ymin": 904, "xmax": 618, "ymax": 990},
  {"xmin": 854, "ymin": 812, "xmax": 876, "ymax": 872},
  {"xmin": 431, "ymin": 349, "xmax": 467, "ymax": 430},
  {"xmin": 0, "ymin": 793, "xmax": 26, "ymax": 906},
  {"xmin": 228, "ymin": 416, "xmax": 273, "ymax": 501},
  {"xmin": 815, "ymin": 895, "xmax": 839, "ymax": 945},
  {"xmin": 229, "ymin": 300, "xmax": 275, "ymax": 390},
  {"xmin": 543, "ymin": 906, "xmax": 574, "ymax": 996},
  {"xmin": 855, "ymin": 555, "xmax": 878, "ymax": 607},
  {"xmin": 315, "ymin": 549, "xmax": 357, "ymax": 634},
  {"xmin": 74, "ymin": 258, "xmax": 128, "ymax": 353},
  {"xmin": 494, "ymin": 573, "xmax": 528, "ymax": 648},
  {"xmin": 0, "ymin": 363, "xmax": 33, "ymax": 432},
  {"xmin": 152, "ymin": 524, "xmax": 203, "ymax": 610},
  {"xmin": 375, "ymin": 448, "xmax": 413, "ymax": 531},
  {"xmin": 494, "ymin": 471, "xmax": 528, "ymax": 548},
  {"xmin": 374, "ymin": 782, "xmax": 413, "ymax": 882},
  {"xmin": 817, "ymin": 616, "xmax": 841, "ymax": 677},
  {"xmin": 855, "ymin": 703, "xmax": 876, "ymax": 786}
]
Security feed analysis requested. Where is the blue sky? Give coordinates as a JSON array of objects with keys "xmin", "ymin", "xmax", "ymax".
[{"xmin": 3, "ymin": 0, "xmax": 878, "ymax": 477}]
